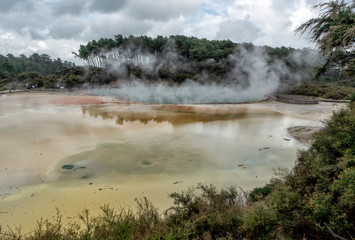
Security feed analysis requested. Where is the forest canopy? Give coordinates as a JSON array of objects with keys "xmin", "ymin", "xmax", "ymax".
[
  {"xmin": 0, "ymin": 53, "xmax": 76, "ymax": 90},
  {"xmin": 0, "ymin": 53, "xmax": 75, "ymax": 77},
  {"xmin": 73, "ymin": 35, "xmax": 238, "ymax": 66}
]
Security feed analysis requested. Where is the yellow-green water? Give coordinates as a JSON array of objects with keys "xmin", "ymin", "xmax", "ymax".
[{"xmin": 0, "ymin": 93, "xmax": 339, "ymax": 232}]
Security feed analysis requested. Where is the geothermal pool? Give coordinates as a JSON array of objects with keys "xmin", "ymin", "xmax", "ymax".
[{"xmin": 0, "ymin": 92, "xmax": 340, "ymax": 232}]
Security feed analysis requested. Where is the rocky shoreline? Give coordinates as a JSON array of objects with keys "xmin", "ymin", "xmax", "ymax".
[{"xmin": 287, "ymin": 126, "xmax": 321, "ymax": 147}]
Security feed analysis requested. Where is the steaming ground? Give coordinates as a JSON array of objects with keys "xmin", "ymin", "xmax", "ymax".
[
  {"xmin": 88, "ymin": 81, "xmax": 276, "ymax": 104},
  {"xmin": 88, "ymin": 46, "xmax": 325, "ymax": 103}
]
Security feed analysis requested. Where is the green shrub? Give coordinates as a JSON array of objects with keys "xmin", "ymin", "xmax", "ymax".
[
  {"xmin": 249, "ymin": 185, "xmax": 273, "ymax": 202},
  {"xmin": 241, "ymin": 202, "xmax": 278, "ymax": 239}
]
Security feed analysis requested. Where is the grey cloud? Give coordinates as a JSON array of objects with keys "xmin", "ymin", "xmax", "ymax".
[
  {"xmin": 51, "ymin": 0, "xmax": 89, "ymax": 16},
  {"xmin": 49, "ymin": 16, "xmax": 87, "ymax": 39},
  {"xmin": 0, "ymin": 0, "xmax": 27, "ymax": 12},
  {"xmin": 1, "ymin": 12, "xmax": 50, "ymax": 33},
  {"xmin": 89, "ymin": 0, "xmax": 127, "ymax": 13},
  {"xmin": 88, "ymin": 16, "xmax": 152, "ymax": 40},
  {"xmin": 126, "ymin": 0, "xmax": 201, "ymax": 21},
  {"xmin": 28, "ymin": 29, "xmax": 46, "ymax": 40},
  {"xmin": 216, "ymin": 19, "xmax": 262, "ymax": 42},
  {"xmin": 0, "ymin": 1, "xmax": 51, "ymax": 32}
]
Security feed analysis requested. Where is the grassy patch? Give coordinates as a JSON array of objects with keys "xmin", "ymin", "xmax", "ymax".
[{"xmin": 292, "ymin": 82, "xmax": 355, "ymax": 100}]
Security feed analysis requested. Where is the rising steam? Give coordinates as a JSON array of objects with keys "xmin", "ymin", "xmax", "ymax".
[
  {"xmin": 88, "ymin": 45, "xmax": 324, "ymax": 104},
  {"xmin": 90, "ymin": 80, "xmax": 271, "ymax": 104}
]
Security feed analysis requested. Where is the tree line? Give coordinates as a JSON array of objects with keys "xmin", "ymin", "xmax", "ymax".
[
  {"xmin": 73, "ymin": 35, "xmax": 237, "ymax": 67},
  {"xmin": 2, "ymin": 39, "xmax": 323, "ymax": 92},
  {"xmin": 0, "ymin": 53, "xmax": 76, "ymax": 90},
  {"xmin": 0, "ymin": 53, "xmax": 75, "ymax": 77}
]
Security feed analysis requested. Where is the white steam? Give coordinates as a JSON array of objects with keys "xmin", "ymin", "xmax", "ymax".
[
  {"xmin": 290, "ymin": 48, "xmax": 325, "ymax": 67},
  {"xmin": 90, "ymin": 80, "xmax": 271, "ymax": 104},
  {"xmin": 88, "ymin": 45, "xmax": 324, "ymax": 104}
]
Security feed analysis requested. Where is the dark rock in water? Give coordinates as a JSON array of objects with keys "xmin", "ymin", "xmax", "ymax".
[
  {"xmin": 74, "ymin": 166, "xmax": 87, "ymax": 171},
  {"xmin": 62, "ymin": 164, "xmax": 74, "ymax": 170}
]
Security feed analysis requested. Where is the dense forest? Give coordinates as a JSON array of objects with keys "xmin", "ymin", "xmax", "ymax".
[
  {"xmin": 0, "ymin": 53, "xmax": 75, "ymax": 76},
  {"xmin": 0, "ymin": 53, "xmax": 76, "ymax": 90},
  {"xmin": 74, "ymin": 35, "xmax": 238, "ymax": 66}
]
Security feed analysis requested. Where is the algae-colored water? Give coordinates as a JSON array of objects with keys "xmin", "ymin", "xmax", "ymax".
[{"xmin": 0, "ymin": 93, "xmax": 339, "ymax": 232}]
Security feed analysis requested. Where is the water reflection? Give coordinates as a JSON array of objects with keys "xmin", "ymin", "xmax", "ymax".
[
  {"xmin": 54, "ymin": 104, "xmax": 305, "ymax": 183},
  {"xmin": 0, "ymin": 94, "xmax": 336, "ymax": 232},
  {"xmin": 82, "ymin": 104, "xmax": 282, "ymax": 126}
]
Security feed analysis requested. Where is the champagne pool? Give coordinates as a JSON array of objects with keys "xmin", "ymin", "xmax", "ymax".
[{"xmin": 0, "ymin": 92, "xmax": 341, "ymax": 232}]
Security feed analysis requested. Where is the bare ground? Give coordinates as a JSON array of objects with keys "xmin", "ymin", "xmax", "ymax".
[{"xmin": 287, "ymin": 126, "xmax": 321, "ymax": 147}]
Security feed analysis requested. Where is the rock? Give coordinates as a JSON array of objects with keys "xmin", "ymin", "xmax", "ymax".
[
  {"xmin": 259, "ymin": 147, "xmax": 270, "ymax": 151},
  {"xmin": 62, "ymin": 164, "xmax": 74, "ymax": 170}
]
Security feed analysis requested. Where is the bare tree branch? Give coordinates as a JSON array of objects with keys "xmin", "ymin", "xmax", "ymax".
[{"xmin": 323, "ymin": 222, "xmax": 348, "ymax": 240}]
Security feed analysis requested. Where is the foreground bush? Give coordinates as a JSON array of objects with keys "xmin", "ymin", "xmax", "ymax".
[{"xmin": 258, "ymin": 102, "xmax": 355, "ymax": 239}]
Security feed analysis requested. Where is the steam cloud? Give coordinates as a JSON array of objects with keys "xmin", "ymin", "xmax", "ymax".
[
  {"xmin": 89, "ymin": 45, "xmax": 324, "ymax": 104},
  {"xmin": 91, "ymin": 81, "xmax": 270, "ymax": 104}
]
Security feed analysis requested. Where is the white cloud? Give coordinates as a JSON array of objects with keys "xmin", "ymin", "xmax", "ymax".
[
  {"xmin": 184, "ymin": 13, "xmax": 223, "ymax": 39},
  {"xmin": 216, "ymin": 19, "xmax": 262, "ymax": 42},
  {"xmin": 147, "ymin": 16, "xmax": 187, "ymax": 37},
  {"xmin": 87, "ymin": 13, "xmax": 153, "ymax": 39},
  {"xmin": 0, "ymin": 32, "xmax": 14, "ymax": 40},
  {"xmin": 290, "ymin": 0, "xmax": 319, "ymax": 30},
  {"xmin": 37, "ymin": 41, "xmax": 48, "ymax": 50}
]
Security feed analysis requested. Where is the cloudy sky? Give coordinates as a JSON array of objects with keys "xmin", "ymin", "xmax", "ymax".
[{"xmin": 0, "ymin": 0, "xmax": 324, "ymax": 64}]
